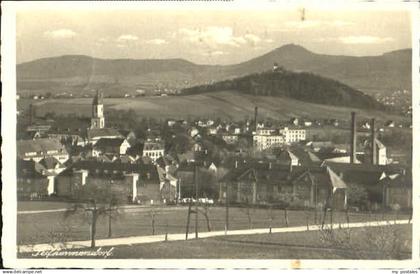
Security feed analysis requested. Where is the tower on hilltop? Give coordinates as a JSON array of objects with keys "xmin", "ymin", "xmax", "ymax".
[{"xmin": 91, "ymin": 90, "xmax": 105, "ymax": 129}]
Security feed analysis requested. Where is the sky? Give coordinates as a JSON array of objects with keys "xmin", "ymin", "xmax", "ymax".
[{"xmin": 16, "ymin": 9, "xmax": 412, "ymax": 65}]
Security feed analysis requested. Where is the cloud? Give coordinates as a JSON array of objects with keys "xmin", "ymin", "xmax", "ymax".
[
  {"xmin": 178, "ymin": 27, "xmax": 269, "ymax": 48},
  {"xmin": 339, "ymin": 36, "xmax": 394, "ymax": 44},
  {"xmin": 44, "ymin": 29, "xmax": 77, "ymax": 39},
  {"xmin": 145, "ymin": 39, "xmax": 168, "ymax": 45},
  {"xmin": 117, "ymin": 34, "xmax": 139, "ymax": 42}
]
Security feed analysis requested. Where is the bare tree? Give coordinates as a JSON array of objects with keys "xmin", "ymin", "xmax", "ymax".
[{"xmin": 65, "ymin": 183, "xmax": 122, "ymax": 248}]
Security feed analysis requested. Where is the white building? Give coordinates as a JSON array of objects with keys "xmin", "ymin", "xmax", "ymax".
[
  {"xmin": 253, "ymin": 134, "xmax": 285, "ymax": 151},
  {"xmin": 143, "ymin": 141, "xmax": 165, "ymax": 162},
  {"xmin": 279, "ymin": 127, "xmax": 306, "ymax": 143}
]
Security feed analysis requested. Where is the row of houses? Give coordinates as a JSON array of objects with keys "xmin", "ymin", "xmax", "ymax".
[
  {"xmin": 219, "ymin": 160, "xmax": 411, "ymax": 210},
  {"xmin": 17, "ymin": 158, "xmax": 178, "ymax": 204}
]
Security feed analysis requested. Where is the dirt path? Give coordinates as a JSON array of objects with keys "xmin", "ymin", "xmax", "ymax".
[{"xmin": 18, "ymin": 219, "xmax": 410, "ymax": 253}]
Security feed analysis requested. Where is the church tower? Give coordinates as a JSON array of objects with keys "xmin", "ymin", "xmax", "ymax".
[{"xmin": 91, "ymin": 90, "xmax": 105, "ymax": 129}]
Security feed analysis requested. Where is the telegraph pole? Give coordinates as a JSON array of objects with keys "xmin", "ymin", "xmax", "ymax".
[
  {"xmin": 225, "ymin": 182, "xmax": 229, "ymax": 234},
  {"xmin": 195, "ymin": 164, "xmax": 199, "ymax": 239}
]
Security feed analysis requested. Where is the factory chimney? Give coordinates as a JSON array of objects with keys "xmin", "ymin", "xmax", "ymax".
[
  {"xmin": 254, "ymin": 106, "xmax": 258, "ymax": 132},
  {"xmin": 29, "ymin": 103, "xmax": 33, "ymax": 125},
  {"xmin": 350, "ymin": 112, "xmax": 357, "ymax": 164},
  {"xmin": 371, "ymin": 118, "xmax": 377, "ymax": 165}
]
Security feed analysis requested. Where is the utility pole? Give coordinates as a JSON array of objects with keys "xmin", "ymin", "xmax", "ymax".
[
  {"xmin": 195, "ymin": 164, "xmax": 199, "ymax": 239},
  {"xmin": 225, "ymin": 182, "xmax": 229, "ymax": 234}
]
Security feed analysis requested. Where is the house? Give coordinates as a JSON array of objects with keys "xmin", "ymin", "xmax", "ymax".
[
  {"xmin": 47, "ymin": 117, "xmax": 89, "ymax": 146},
  {"xmin": 219, "ymin": 164, "xmax": 346, "ymax": 209},
  {"xmin": 157, "ymin": 166, "xmax": 178, "ymax": 203},
  {"xmin": 17, "ymin": 159, "xmax": 49, "ymax": 200},
  {"xmin": 290, "ymin": 118, "xmax": 299, "ymax": 126},
  {"xmin": 167, "ymin": 120, "xmax": 176, "ymax": 127},
  {"xmin": 190, "ymin": 127, "xmax": 199, "ymax": 138},
  {"xmin": 278, "ymin": 150, "xmax": 300, "ymax": 166},
  {"xmin": 325, "ymin": 162, "xmax": 410, "ymax": 210},
  {"xmin": 17, "ymin": 138, "xmax": 69, "ymax": 164},
  {"xmin": 385, "ymin": 120, "xmax": 395, "ymax": 128},
  {"xmin": 87, "ymin": 128, "xmax": 124, "ymax": 145},
  {"xmin": 142, "ymin": 141, "xmax": 165, "ymax": 162},
  {"xmin": 207, "ymin": 127, "xmax": 218, "ymax": 136},
  {"xmin": 55, "ymin": 160, "xmax": 161, "ymax": 204},
  {"xmin": 381, "ymin": 171, "xmax": 412, "ymax": 209},
  {"xmin": 279, "ymin": 127, "xmax": 306, "ymax": 143},
  {"xmin": 92, "ymin": 138, "xmax": 131, "ymax": 157},
  {"xmin": 306, "ymin": 141, "xmax": 333, "ymax": 152},
  {"xmin": 303, "ymin": 121, "xmax": 313, "ymax": 127},
  {"xmin": 222, "ymin": 134, "xmax": 239, "ymax": 144}
]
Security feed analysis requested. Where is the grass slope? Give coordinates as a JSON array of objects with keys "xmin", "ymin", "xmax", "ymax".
[{"xmin": 32, "ymin": 91, "xmax": 407, "ymax": 122}]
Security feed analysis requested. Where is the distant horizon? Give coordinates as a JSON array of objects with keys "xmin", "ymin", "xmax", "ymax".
[
  {"xmin": 17, "ymin": 9, "xmax": 411, "ymax": 65},
  {"xmin": 17, "ymin": 43, "xmax": 412, "ymax": 66}
]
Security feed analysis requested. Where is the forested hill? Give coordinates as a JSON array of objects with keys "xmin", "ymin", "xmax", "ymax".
[{"xmin": 181, "ymin": 69, "xmax": 385, "ymax": 111}]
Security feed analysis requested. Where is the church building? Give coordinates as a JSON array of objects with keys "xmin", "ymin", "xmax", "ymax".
[{"xmin": 91, "ymin": 90, "xmax": 105, "ymax": 129}]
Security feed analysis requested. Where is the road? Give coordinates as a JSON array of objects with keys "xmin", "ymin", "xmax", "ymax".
[{"xmin": 18, "ymin": 219, "xmax": 410, "ymax": 253}]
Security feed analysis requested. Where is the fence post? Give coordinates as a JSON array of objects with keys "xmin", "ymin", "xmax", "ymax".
[
  {"xmin": 165, "ymin": 218, "xmax": 168, "ymax": 241},
  {"xmin": 284, "ymin": 208, "xmax": 289, "ymax": 227}
]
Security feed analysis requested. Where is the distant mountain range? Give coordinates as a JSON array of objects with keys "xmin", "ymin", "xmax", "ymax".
[{"xmin": 17, "ymin": 44, "xmax": 411, "ymax": 97}]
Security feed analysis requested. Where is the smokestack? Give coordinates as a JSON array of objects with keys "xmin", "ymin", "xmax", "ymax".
[
  {"xmin": 350, "ymin": 112, "xmax": 357, "ymax": 164},
  {"xmin": 29, "ymin": 103, "xmax": 33, "ymax": 125},
  {"xmin": 254, "ymin": 106, "xmax": 258, "ymax": 132},
  {"xmin": 371, "ymin": 118, "xmax": 377, "ymax": 165}
]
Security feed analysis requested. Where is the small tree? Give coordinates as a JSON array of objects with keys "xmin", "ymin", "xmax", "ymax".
[{"xmin": 65, "ymin": 183, "xmax": 122, "ymax": 248}]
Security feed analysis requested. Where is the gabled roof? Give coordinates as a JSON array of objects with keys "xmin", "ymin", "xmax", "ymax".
[
  {"xmin": 48, "ymin": 117, "xmax": 89, "ymax": 137},
  {"xmin": 94, "ymin": 138, "xmax": 126, "ymax": 148},
  {"xmin": 87, "ymin": 128, "xmax": 123, "ymax": 140},
  {"xmin": 38, "ymin": 157, "xmax": 65, "ymax": 170},
  {"xmin": 61, "ymin": 160, "xmax": 159, "ymax": 182},
  {"xmin": 17, "ymin": 138, "xmax": 68, "ymax": 158},
  {"xmin": 143, "ymin": 141, "xmax": 164, "ymax": 151}
]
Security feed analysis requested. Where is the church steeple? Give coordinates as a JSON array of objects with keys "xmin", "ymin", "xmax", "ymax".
[{"xmin": 91, "ymin": 90, "xmax": 105, "ymax": 129}]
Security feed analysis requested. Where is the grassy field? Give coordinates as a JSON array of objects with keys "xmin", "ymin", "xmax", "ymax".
[
  {"xmin": 17, "ymin": 202, "xmax": 409, "ymax": 246},
  {"xmin": 18, "ymin": 201, "xmax": 74, "ymax": 211},
  {"xmin": 30, "ymin": 91, "xmax": 408, "ymax": 122},
  {"xmin": 19, "ymin": 224, "xmax": 411, "ymax": 259}
]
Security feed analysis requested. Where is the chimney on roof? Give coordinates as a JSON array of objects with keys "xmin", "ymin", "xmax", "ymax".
[
  {"xmin": 350, "ymin": 112, "xmax": 357, "ymax": 164},
  {"xmin": 371, "ymin": 118, "xmax": 377, "ymax": 165},
  {"xmin": 254, "ymin": 106, "xmax": 258, "ymax": 132}
]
